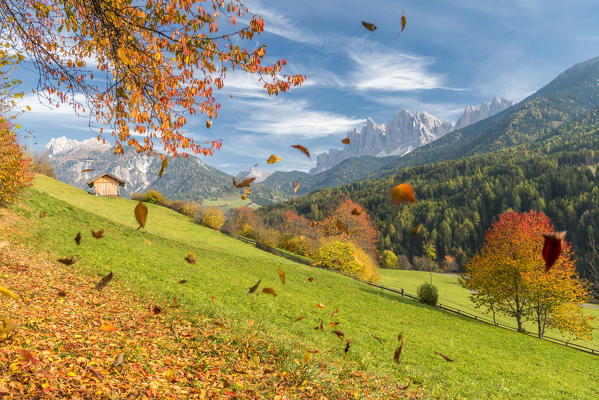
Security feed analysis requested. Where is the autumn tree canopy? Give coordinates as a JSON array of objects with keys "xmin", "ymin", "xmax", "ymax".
[
  {"xmin": 0, "ymin": 0, "xmax": 305, "ymax": 157},
  {"xmin": 460, "ymin": 210, "xmax": 592, "ymax": 339}
]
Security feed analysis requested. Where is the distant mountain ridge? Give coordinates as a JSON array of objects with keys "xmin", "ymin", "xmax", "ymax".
[{"xmin": 311, "ymin": 97, "xmax": 514, "ymax": 174}]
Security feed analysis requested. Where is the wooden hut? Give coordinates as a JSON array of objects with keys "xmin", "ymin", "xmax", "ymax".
[{"xmin": 87, "ymin": 173, "xmax": 125, "ymax": 197}]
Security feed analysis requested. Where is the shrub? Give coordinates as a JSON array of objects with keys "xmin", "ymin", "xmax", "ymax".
[
  {"xmin": 0, "ymin": 119, "xmax": 32, "ymax": 205},
  {"xmin": 282, "ymin": 235, "xmax": 313, "ymax": 257},
  {"xmin": 31, "ymin": 151, "xmax": 56, "ymax": 178},
  {"xmin": 316, "ymin": 239, "xmax": 379, "ymax": 282},
  {"xmin": 381, "ymin": 250, "xmax": 398, "ymax": 269},
  {"xmin": 397, "ymin": 254, "xmax": 413, "ymax": 270},
  {"xmin": 142, "ymin": 189, "xmax": 167, "ymax": 205},
  {"xmin": 202, "ymin": 206, "xmax": 225, "ymax": 230},
  {"xmin": 237, "ymin": 223, "xmax": 256, "ymax": 240},
  {"xmin": 255, "ymin": 225, "xmax": 280, "ymax": 247},
  {"xmin": 417, "ymin": 282, "xmax": 439, "ymax": 306},
  {"xmin": 170, "ymin": 199, "xmax": 201, "ymax": 217}
]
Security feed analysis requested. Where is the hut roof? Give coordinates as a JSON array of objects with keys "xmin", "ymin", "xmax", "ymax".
[{"xmin": 87, "ymin": 173, "xmax": 126, "ymax": 188}]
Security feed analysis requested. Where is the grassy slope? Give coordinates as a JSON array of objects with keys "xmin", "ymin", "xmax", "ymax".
[
  {"xmin": 379, "ymin": 270, "xmax": 599, "ymax": 349},
  {"xmin": 13, "ymin": 175, "xmax": 599, "ymax": 400}
]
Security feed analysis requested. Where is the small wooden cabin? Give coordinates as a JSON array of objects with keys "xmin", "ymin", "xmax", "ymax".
[{"xmin": 87, "ymin": 173, "xmax": 125, "ymax": 197}]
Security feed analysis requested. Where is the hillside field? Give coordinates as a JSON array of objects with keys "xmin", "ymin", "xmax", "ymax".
[{"xmin": 5, "ymin": 175, "xmax": 599, "ymax": 399}]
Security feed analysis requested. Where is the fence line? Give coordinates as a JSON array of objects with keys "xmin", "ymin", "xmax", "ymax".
[{"xmin": 210, "ymin": 222, "xmax": 599, "ymax": 357}]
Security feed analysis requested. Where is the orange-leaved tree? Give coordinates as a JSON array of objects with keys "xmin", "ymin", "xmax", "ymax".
[
  {"xmin": 319, "ymin": 198, "xmax": 379, "ymax": 258},
  {"xmin": 0, "ymin": 117, "xmax": 33, "ymax": 204},
  {"xmin": 0, "ymin": 0, "xmax": 305, "ymax": 157},
  {"xmin": 460, "ymin": 210, "xmax": 593, "ymax": 339}
]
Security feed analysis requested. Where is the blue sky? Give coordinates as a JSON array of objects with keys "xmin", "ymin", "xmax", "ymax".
[{"xmin": 11, "ymin": 0, "xmax": 599, "ymax": 174}]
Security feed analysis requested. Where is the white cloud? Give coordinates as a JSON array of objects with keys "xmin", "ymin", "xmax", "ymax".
[{"xmin": 234, "ymin": 98, "xmax": 365, "ymax": 138}]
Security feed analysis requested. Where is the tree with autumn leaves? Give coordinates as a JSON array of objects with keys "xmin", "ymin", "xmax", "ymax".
[
  {"xmin": 461, "ymin": 210, "xmax": 593, "ymax": 340},
  {"xmin": 0, "ymin": 0, "xmax": 305, "ymax": 158}
]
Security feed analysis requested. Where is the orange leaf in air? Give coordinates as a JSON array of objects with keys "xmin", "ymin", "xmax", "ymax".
[
  {"xmin": 361, "ymin": 21, "xmax": 377, "ymax": 31},
  {"xmin": 315, "ymin": 303, "xmax": 325, "ymax": 309},
  {"xmin": 277, "ymin": 265, "xmax": 286, "ymax": 285},
  {"xmin": 294, "ymin": 180, "xmax": 299, "ymax": 195},
  {"xmin": 290, "ymin": 144, "xmax": 310, "ymax": 159},
  {"xmin": 267, "ymin": 154, "xmax": 282, "ymax": 164},
  {"xmin": 331, "ymin": 308, "xmax": 339, "ymax": 318},
  {"xmin": 390, "ymin": 183, "xmax": 416, "ymax": 205},
  {"xmin": 233, "ymin": 177, "xmax": 256, "ymax": 188},
  {"xmin": 206, "ymin": 120, "xmax": 213, "ymax": 128},
  {"xmin": 293, "ymin": 316, "xmax": 307, "ymax": 323},
  {"xmin": 262, "ymin": 287, "xmax": 277, "ymax": 297},
  {"xmin": 185, "ymin": 252, "xmax": 196, "ymax": 264},
  {"xmin": 91, "ymin": 229, "xmax": 104, "ymax": 239},
  {"xmin": 342, "ymin": 138, "xmax": 350, "ymax": 145}
]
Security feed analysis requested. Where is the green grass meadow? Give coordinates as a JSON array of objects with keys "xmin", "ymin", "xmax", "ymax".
[{"xmin": 6, "ymin": 175, "xmax": 599, "ymax": 399}]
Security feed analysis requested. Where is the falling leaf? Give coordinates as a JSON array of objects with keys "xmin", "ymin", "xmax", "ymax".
[
  {"xmin": 310, "ymin": 221, "xmax": 317, "ymax": 228},
  {"xmin": 292, "ymin": 316, "xmax": 307, "ymax": 323},
  {"xmin": 277, "ymin": 265, "xmax": 286, "ymax": 285},
  {"xmin": 178, "ymin": 279, "xmax": 187, "ymax": 284},
  {"xmin": 152, "ymin": 305, "xmax": 161, "ymax": 314},
  {"xmin": 134, "ymin": 201, "xmax": 148, "ymax": 230},
  {"xmin": 434, "ymin": 351, "xmax": 454, "ymax": 362},
  {"xmin": 248, "ymin": 279, "xmax": 261, "ymax": 294},
  {"xmin": 262, "ymin": 287, "xmax": 277, "ymax": 297},
  {"xmin": 329, "ymin": 321, "xmax": 340, "ymax": 328},
  {"xmin": 411, "ymin": 223, "xmax": 423, "ymax": 235},
  {"xmin": 372, "ymin": 335, "xmax": 383, "ymax": 344},
  {"xmin": 351, "ymin": 208, "xmax": 361, "ymax": 216},
  {"xmin": 361, "ymin": 21, "xmax": 377, "ymax": 31},
  {"xmin": 290, "ymin": 144, "xmax": 310, "ymax": 159},
  {"xmin": 344, "ymin": 341, "xmax": 350, "ymax": 353},
  {"xmin": 294, "ymin": 180, "xmax": 299, "ymax": 195},
  {"xmin": 336, "ymin": 219, "xmax": 348, "ymax": 234},
  {"xmin": 16, "ymin": 349, "xmax": 39, "ymax": 365},
  {"xmin": 331, "ymin": 308, "xmax": 339, "ymax": 318},
  {"xmin": 267, "ymin": 154, "xmax": 282, "ymax": 164},
  {"xmin": 95, "ymin": 272, "xmax": 113, "ymax": 291},
  {"xmin": 303, "ymin": 351, "xmax": 312, "ymax": 364},
  {"xmin": 390, "ymin": 183, "xmax": 417, "ymax": 205},
  {"xmin": 241, "ymin": 194, "xmax": 247, "ymax": 200},
  {"xmin": 111, "ymin": 353, "xmax": 124, "ymax": 367},
  {"xmin": 39, "ymin": 211, "xmax": 46, "ymax": 218},
  {"xmin": 158, "ymin": 156, "xmax": 169, "ymax": 178},
  {"xmin": 169, "ymin": 297, "xmax": 180, "ymax": 308},
  {"xmin": 315, "ymin": 303, "xmax": 325, "ymax": 309},
  {"xmin": 342, "ymin": 138, "xmax": 350, "ymax": 145},
  {"xmin": 211, "ymin": 296, "xmax": 216, "ymax": 302},
  {"xmin": 394, "ymin": 334, "xmax": 406, "ymax": 363},
  {"xmin": 165, "ymin": 368, "xmax": 176, "ymax": 382},
  {"xmin": 91, "ymin": 229, "xmax": 104, "ymax": 239},
  {"xmin": 332, "ymin": 330, "xmax": 345, "ymax": 340},
  {"xmin": 244, "ymin": 186, "xmax": 252, "ymax": 194},
  {"xmin": 314, "ymin": 320, "xmax": 324, "ymax": 331},
  {"xmin": 57, "ymin": 256, "xmax": 77, "ymax": 266},
  {"xmin": 542, "ymin": 231, "xmax": 567, "ymax": 271},
  {"xmin": 206, "ymin": 120, "xmax": 213, "ymax": 128},
  {"xmin": 0, "ymin": 319, "xmax": 16, "ymax": 337},
  {"xmin": 81, "ymin": 168, "xmax": 95, "ymax": 173},
  {"xmin": 0, "ymin": 286, "xmax": 18, "ymax": 299},
  {"xmin": 100, "ymin": 321, "xmax": 117, "ymax": 332},
  {"xmin": 185, "ymin": 252, "xmax": 196, "ymax": 264},
  {"xmin": 401, "ymin": 10, "xmax": 407, "ymax": 33},
  {"xmin": 307, "ymin": 277, "xmax": 314, "ymax": 282},
  {"xmin": 232, "ymin": 177, "xmax": 256, "ymax": 188},
  {"xmin": 74, "ymin": 232, "xmax": 81, "ymax": 245},
  {"xmin": 353, "ymin": 252, "xmax": 364, "ymax": 264}
]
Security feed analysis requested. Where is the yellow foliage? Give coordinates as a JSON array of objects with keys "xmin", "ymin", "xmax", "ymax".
[
  {"xmin": 315, "ymin": 239, "xmax": 379, "ymax": 282},
  {"xmin": 202, "ymin": 207, "xmax": 225, "ymax": 230}
]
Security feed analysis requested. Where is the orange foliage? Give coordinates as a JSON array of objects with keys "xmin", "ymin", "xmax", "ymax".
[
  {"xmin": 0, "ymin": 118, "xmax": 32, "ymax": 204},
  {"xmin": 0, "ymin": 0, "xmax": 305, "ymax": 157}
]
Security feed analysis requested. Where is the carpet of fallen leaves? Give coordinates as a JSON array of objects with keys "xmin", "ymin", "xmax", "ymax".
[{"xmin": 0, "ymin": 209, "xmax": 420, "ymax": 399}]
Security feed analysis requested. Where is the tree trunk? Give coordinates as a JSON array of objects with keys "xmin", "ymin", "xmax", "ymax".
[{"xmin": 516, "ymin": 315, "xmax": 523, "ymax": 332}]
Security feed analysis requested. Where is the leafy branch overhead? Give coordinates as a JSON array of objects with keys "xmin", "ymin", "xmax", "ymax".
[{"xmin": 0, "ymin": 0, "xmax": 306, "ymax": 157}]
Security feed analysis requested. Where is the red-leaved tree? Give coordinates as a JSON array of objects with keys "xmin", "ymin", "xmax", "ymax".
[{"xmin": 0, "ymin": 117, "xmax": 32, "ymax": 204}]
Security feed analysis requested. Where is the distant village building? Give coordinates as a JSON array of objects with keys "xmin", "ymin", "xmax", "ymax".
[{"xmin": 87, "ymin": 173, "xmax": 125, "ymax": 196}]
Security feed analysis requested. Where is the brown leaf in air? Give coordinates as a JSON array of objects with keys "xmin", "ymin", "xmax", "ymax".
[
  {"xmin": 329, "ymin": 321, "xmax": 340, "ymax": 328},
  {"xmin": 74, "ymin": 232, "xmax": 81, "ymax": 245},
  {"xmin": 248, "ymin": 279, "xmax": 261, "ymax": 294},
  {"xmin": 185, "ymin": 252, "xmax": 196, "ymax": 264},
  {"xmin": 542, "ymin": 231, "xmax": 567, "ymax": 271},
  {"xmin": 401, "ymin": 10, "xmax": 407, "ymax": 32},
  {"xmin": 331, "ymin": 308, "xmax": 339, "ymax": 318},
  {"xmin": 57, "ymin": 257, "xmax": 77, "ymax": 266},
  {"xmin": 307, "ymin": 277, "xmax": 314, "ymax": 282},
  {"xmin": 372, "ymin": 335, "xmax": 383, "ymax": 344},
  {"xmin": 262, "ymin": 287, "xmax": 277, "ymax": 297},
  {"xmin": 394, "ymin": 334, "xmax": 406, "ymax": 363},
  {"xmin": 411, "ymin": 223, "xmax": 423, "ymax": 235},
  {"xmin": 95, "ymin": 272, "xmax": 113, "ymax": 291},
  {"xmin": 152, "ymin": 305, "xmax": 161, "ymax": 314},
  {"xmin": 81, "ymin": 169, "xmax": 95, "ymax": 173},
  {"xmin": 314, "ymin": 319, "xmax": 324, "ymax": 331},
  {"xmin": 290, "ymin": 144, "xmax": 310, "ymax": 159},
  {"xmin": 292, "ymin": 315, "xmax": 307, "ymax": 323},
  {"xmin": 332, "ymin": 330, "xmax": 345, "ymax": 340},
  {"xmin": 39, "ymin": 211, "xmax": 46, "ymax": 218},
  {"xmin": 361, "ymin": 21, "xmax": 377, "ymax": 31},
  {"xmin": 178, "ymin": 279, "xmax": 187, "ymax": 285},
  {"xmin": 91, "ymin": 229, "xmax": 104, "ymax": 239},
  {"xmin": 16, "ymin": 349, "xmax": 39, "ymax": 365},
  {"xmin": 206, "ymin": 120, "xmax": 213, "ymax": 128},
  {"xmin": 351, "ymin": 208, "xmax": 361, "ymax": 216},
  {"xmin": 0, "ymin": 286, "xmax": 18, "ymax": 299},
  {"xmin": 435, "ymin": 351, "xmax": 454, "ymax": 362},
  {"xmin": 57, "ymin": 290, "xmax": 67, "ymax": 297},
  {"xmin": 241, "ymin": 194, "xmax": 247, "ymax": 200},
  {"xmin": 277, "ymin": 265, "xmax": 286, "ymax": 285},
  {"xmin": 344, "ymin": 341, "xmax": 350, "ymax": 353},
  {"xmin": 390, "ymin": 183, "xmax": 417, "ymax": 205},
  {"xmin": 134, "ymin": 201, "xmax": 148, "ymax": 230},
  {"xmin": 158, "ymin": 156, "xmax": 169, "ymax": 178},
  {"xmin": 267, "ymin": 154, "xmax": 282, "ymax": 164},
  {"xmin": 315, "ymin": 303, "xmax": 325, "ymax": 309},
  {"xmin": 100, "ymin": 321, "xmax": 117, "ymax": 332},
  {"xmin": 342, "ymin": 138, "xmax": 350, "ymax": 145},
  {"xmin": 232, "ymin": 177, "xmax": 256, "ymax": 188}
]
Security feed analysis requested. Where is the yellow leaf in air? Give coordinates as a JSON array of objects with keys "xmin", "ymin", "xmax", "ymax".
[
  {"xmin": 0, "ymin": 286, "xmax": 18, "ymax": 299},
  {"xmin": 267, "ymin": 154, "xmax": 282, "ymax": 164},
  {"xmin": 134, "ymin": 201, "xmax": 148, "ymax": 230}
]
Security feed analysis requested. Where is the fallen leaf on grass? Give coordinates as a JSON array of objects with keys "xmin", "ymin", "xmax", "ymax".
[
  {"xmin": 185, "ymin": 252, "xmax": 196, "ymax": 264},
  {"xmin": 434, "ymin": 351, "xmax": 454, "ymax": 362},
  {"xmin": 134, "ymin": 201, "xmax": 148, "ymax": 230},
  {"xmin": 111, "ymin": 353, "xmax": 124, "ymax": 367},
  {"xmin": 277, "ymin": 265, "xmax": 286, "ymax": 285},
  {"xmin": 248, "ymin": 279, "xmax": 261, "ymax": 294},
  {"xmin": 329, "ymin": 321, "xmax": 340, "ymax": 328},
  {"xmin": 74, "ymin": 232, "xmax": 81, "ymax": 245},
  {"xmin": 262, "ymin": 288, "xmax": 277, "ymax": 297},
  {"xmin": 315, "ymin": 303, "xmax": 325, "ymax": 309},
  {"xmin": 91, "ymin": 229, "xmax": 104, "ymax": 239},
  {"xmin": 39, "ymin": 211, "xmax": 46, "ymax": 218},
  {"xmin": 16, "ymin": 349, "xmax": 39, "ymax": 365},
  {"xmin": 100, "ymin": 321, "xmax": 117, "ymax": 332},
  {"xmin": 372, "ymin": 335, "xmax": 383, "ymax": 344},
  {"xmin": 307, "ymin": 277, "xmax": 314, "ymax": 282},
  {"xmin": 88, "ymin": 366, "xmax": 104, "ymax": 380},
  {"xmin": 292, "ymin": 316, "xmax": 306, "ymax": 323},
  {"xmin": 95, "ymin": 272, "xmax": 113, "ymax": 291},
  {"xmin": 57, "ymin": 257, "xmax": 77, "ymax": 266},
  {"xmin": 331, "ymin": 308, "xmax": 339, "ymax": 318},
  {"xmin": 0, "ymin": 286, "xmax": 18, "ymax": 299}
]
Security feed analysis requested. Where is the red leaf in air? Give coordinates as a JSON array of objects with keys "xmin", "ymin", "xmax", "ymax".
[{"xmin": 542, "ymin": 231, "xmax": 567, "ymax": 271}]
